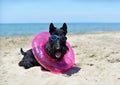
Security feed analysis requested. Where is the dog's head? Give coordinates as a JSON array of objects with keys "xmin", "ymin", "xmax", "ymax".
[{"xmin": 45, "ymin": 23, "xmax": 69, "ymax": 60}]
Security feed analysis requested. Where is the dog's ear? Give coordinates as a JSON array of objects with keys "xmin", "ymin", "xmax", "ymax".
[
  {"xmin": 61, "ymin": 23, "xmax": 67, "ymax": 35},
  {"xmin": 20, "ymin": 48, "xmax": 26, "ymax": 55},
  {"xmin": 49, "ymin": 23, "xmax": 56, "ymax": 35}
]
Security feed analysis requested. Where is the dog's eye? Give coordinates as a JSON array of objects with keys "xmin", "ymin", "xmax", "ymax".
[{"xmin": 50, "ymin": 35, "xmax": 60, "ymax": 41}]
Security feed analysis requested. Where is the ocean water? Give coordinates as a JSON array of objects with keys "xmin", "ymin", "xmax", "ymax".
[{"xmin": 0, "ymin": 23, "xmax": 120, "ymax": 36}]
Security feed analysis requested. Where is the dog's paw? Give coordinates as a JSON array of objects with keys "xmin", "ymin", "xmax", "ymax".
[{"xmin": 19, "ymin": 60, "xmax": 33, "ymax": 69}]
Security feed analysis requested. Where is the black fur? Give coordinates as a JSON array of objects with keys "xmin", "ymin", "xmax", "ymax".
[
  {"xmin": 45, "ymin": 23, "xmax": 68, "ymax": 59},
  {"xmin": 19, "ymin": 23, "xmax": 68, "ymax": 69},
  {"xmin": 19, "ymin": 48, "xmax": 40, "ymax": 69}
]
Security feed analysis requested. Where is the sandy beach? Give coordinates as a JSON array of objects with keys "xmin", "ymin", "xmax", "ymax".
[{"xmin": 0, "ymin": 31, "xmax": 120, "ymax": 85}]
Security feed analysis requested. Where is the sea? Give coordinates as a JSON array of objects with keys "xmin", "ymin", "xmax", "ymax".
[{"xmin": 0, "ymin": 23, "xmax": 120, "ymax": 36}]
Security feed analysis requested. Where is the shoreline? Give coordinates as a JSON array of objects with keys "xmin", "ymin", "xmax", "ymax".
[
  {"xmin": 0, "ymin": 31, "xmax": 120, "ymax": 85},
  {"xmin": 0, "ymin": 30, "xmax": 120, "ymax": 37}
]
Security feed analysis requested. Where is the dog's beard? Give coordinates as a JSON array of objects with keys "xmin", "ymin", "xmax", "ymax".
[
  {"xmin": 45, "ymin": 43, "xmax": 68, "ymax": 60},
  {"xmin": 45, "ymin": 33, "xmax": 68, "ymax": 60}
]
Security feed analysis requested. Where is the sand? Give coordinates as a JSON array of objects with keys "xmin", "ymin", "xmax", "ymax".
[{"xmin": 0, "ymin": 31, "xmax": 120, "ymax": 85}]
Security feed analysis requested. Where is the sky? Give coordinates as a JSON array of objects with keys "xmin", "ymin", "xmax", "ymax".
[{"xmin": 0, "ymin": 0, "xmax": 120, "ymax": 23}]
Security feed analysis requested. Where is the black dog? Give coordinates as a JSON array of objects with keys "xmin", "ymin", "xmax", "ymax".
[{"xmin": 19, "ymin": 23, "xmax": 69, "ymax": 69}]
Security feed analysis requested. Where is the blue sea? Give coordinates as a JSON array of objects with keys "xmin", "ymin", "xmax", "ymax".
[{"xmin": 0, "ymin": 23, "xmax": 120, "ymax": 36}]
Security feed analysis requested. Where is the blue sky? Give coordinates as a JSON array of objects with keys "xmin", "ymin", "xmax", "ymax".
[{"xmin": 0, "ymin": 0, "xmax": 120, "ymax": 23}]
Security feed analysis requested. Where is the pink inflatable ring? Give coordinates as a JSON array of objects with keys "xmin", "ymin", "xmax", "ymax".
[{"xmin": 32, "ymin": 32, "xmax": 75, "ymax": 74}]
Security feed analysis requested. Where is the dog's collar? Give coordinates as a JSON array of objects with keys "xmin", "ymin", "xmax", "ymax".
[{"xmin": 50, "ymin": 35, "xmax": 60, "ymax": 41}]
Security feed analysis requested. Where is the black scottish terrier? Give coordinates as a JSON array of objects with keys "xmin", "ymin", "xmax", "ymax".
[{"xmin": 19, "ymin": 23, "xmax": 69, "ymax": 69}]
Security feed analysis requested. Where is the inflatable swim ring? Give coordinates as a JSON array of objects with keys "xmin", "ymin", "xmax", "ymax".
[{"xmin": 32, "ymin": 32, "xmax": 75, "ymax": 74}]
